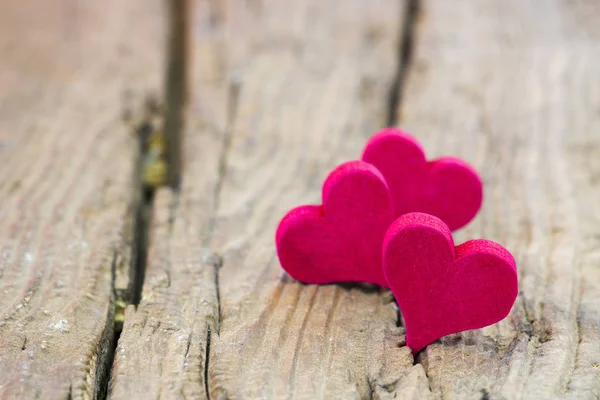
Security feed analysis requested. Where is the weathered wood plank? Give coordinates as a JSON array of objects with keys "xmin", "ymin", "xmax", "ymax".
[
  {"xmin": 108, "ymin": 0, "xmax": 227, "ymax": 395},
  {"xmin": 396, "ymin": 0, "xmax": 600, "ymax": 398},
  {"xmin": 110, "ymin": 0, "xmax": 437, "ymax": 399},
  {"xmin": 0, "ymin": 1, "xmax": 164, "ymax": 398},
  {"xmin": 206, "ymin": 1, "xmax": 415, "ymax": 394}
]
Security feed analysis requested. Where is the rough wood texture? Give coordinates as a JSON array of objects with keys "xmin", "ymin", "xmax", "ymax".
[
  {"xmin": 0, "ymin": 1, "xmax": 163, "ymax": 398},
  {"xmin": 110, "ymin": 0, "xmax": 437, "ymax": 399},
  {"xmin": 108, "ymin": 0, "xmax": 600, "ymax": 398},
  {"xmin": 207, "ymin": 1, "xmax": 414, "ymax": 392},
  {"xmin": 399, "ymin": 0, "xmax": 600, "ymax": 398},
  {"xmin": 206, "ymin": 2, "xmax": 423, "ymax": 394}
]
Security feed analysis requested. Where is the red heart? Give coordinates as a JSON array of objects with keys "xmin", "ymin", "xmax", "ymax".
[
  {"xmin": 383, "ymin": 212, "xmax": 518, "ymax": 354},
  {"xmin": 276, "ymin": 160, "xmax": 395, "ymax": 287},
  {"xmin": 362, "ymin": 128, "xmax": 483, "ymax": 231}
]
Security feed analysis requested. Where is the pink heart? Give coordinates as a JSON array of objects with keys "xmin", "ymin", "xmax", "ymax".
[
  {"xmin": 383, "ymin": 212, "xmax": 518, "ymax": 354},
  {"xmin": 362, "ymin": 128, "xmax": 483, "ymax": 231},
  {"xmin": 276, "ymin": 160, "xmax": 395, "ymax": 287}
]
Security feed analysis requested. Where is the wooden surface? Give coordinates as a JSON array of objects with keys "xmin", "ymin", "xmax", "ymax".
[
  {"xmin": 109, "ymin": 1, "xmax": 428, "ymax": 399},
  {"xmin": 400, "ymin": 0, "xmax": 600, "ymax": 398},
  {"xmin": 0, "ymin": 0, "xmax": 164, "ymax": 398},
  {"xmin": 2, "ymin": 0, "xmax": 600, "ymax": 399}
]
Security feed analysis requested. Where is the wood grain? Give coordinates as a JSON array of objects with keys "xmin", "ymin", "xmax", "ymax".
[
  {"xmin": 397, "ymin": 0, "xmax": 600, "ymax": 398},
  {"xmin": 109, "ymin": 0, "xmax": 437, "ymax": 399},
  {"xmin": 110, "ymin": 0, "xmax": 600, "ymax": 398},
  {"xmin": 206, "ymin": 1, "xmax": 424, "ymax": 393},
  {"xmin": 0, "ymin": 0, "xmax": 164, "ymax": 398}
]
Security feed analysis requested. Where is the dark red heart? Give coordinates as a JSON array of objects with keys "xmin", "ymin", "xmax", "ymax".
[
  {"xmin": 276, "ymin": 160, "xmax": 395, "ymax": 287},
  {"xmin": 362, "ymin": 128, "xmax": 483, "ymax": 231},
  {"xmin": 383, "ymin": 212, "xmax": 518, "ymax": 353}
]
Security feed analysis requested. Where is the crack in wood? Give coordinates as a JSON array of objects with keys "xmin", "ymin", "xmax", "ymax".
[
  {"xmin": 566, "ymin": 301, "xmax": 585, "ymax": 391},
  {"xmin": 97, "ymin": 0, "xmax": 190, "ymax": 396},
  {"xmin": 520, "ymin": 293, "xmax": 535, "ymax": 339},
  {"xmin": 132, "ymin": 191, "xmax": 154, "ymax": 307},
  {"xmin": 163, "ymin": 0, "xmax": 189, "ymax": 190},
  {"xmin": 94, "ymin": 250, "xmax": 119, "ymax": 400},
  {"xmin": 213, "ymin": 254, "xmax": 223, "ymax": 335},
  {"xmin": 184, "ymin": 332, "xmax": 192, "ymax": 360},
  {"xmin": 480, "ymin": 388, "xmax": 490, "ymax": 400},
  {"xmin": 287, "ymin": 287, "xmax": 320, "ymax": 396},
  {"xmin": 200, "ymin": 77, "xmax": 241, "ymax": 344},
  {"xmin": 204, "ymin": 326, "xmax": 212, "ymax": 400},
  {"xmin": 387, "ymin": 0, "xmax": 420, "ymax": 126},
  {"xmin": 366, "ymin": 377, "xmax": 374, "ymax": 400}
]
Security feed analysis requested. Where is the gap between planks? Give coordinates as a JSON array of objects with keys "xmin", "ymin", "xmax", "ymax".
[{"xmin": 99, "ymin": 0, "xmax": 190, "ymax": 398}]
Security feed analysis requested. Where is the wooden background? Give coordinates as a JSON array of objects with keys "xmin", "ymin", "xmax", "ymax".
[{"xmin": 1, "ymin": 0, "xmax": 599, "ymax": 399}]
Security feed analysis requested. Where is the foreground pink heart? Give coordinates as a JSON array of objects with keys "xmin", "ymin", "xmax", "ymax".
[
  {"xmin": 276, "ymin": 160, "xmax": 395, "ymax": 287},
  {"xmin": 362, "ymin": 128, "xmax": 483, "ymax": 231},
  {"xmin": 383, "ymin": 212, "xmax": 518, "ymax": 353}
]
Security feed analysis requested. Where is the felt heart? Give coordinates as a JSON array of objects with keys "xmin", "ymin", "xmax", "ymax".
[
  {"xmin": 362, "ymin": 127, "xmax": 483, "ymax": 231},
  {"xmin": 276, "ymin": 160, "xmax": 395, "ymax": 287},
  {"xmin": 383, "ymin": 212, "xmax": 518, "ymax": 354}
]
